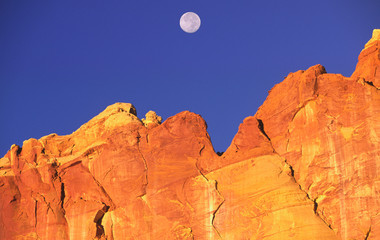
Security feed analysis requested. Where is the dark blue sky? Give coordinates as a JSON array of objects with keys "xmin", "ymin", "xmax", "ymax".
[{"xmin": 1, "ymin": 0, "xmax": 379, "ymax": 154}]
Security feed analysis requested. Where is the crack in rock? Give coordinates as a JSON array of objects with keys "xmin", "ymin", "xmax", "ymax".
[
  {"xmin": 49, "ymin": 161, "xmax": 70, "ymax": 237},
  {"xmin": 195, "ymin": 146, "xmax": 224, "ymax": 239},
  {"xmin": 364, "ymin": 80, "xmax": 380, "ymax": 90},
  {"xmin": 89, "ymin": 174, "xmax": 116, "ymax": 209},
  {"xmin": 94, "ymin": 204, "xmax": 110, "ymax": 239},
  {"xmin": 60, "ymin": 182, "xmax": 65, "ymax": 209},
  {"xmin": 210, "ymin": 180, "xmax": 224, "ymax": 239},
  {"xmin": 257, "ymin": 118, "xmax": 271, "ymax": 141},
  {"xmin": 290, "ymin": 98, "xmax": 317, "ymax": 122},
  {"xmin": 136, "ymin": 132, "xmax": 148, "ymax": 197},
  {"xmin": 34, "ymin": 199, "xmax": 38, "ymax": 229},
  {"xmin": 357, "ymin": 78, "xmax": 380, "ymax": 90},
  {"xmin": 364, "ymin": 226, "xmax": 371, "ymax": 240},
  {"xmin": 255, "ymin": 117, "xmax": 336, "ymax": 233}
]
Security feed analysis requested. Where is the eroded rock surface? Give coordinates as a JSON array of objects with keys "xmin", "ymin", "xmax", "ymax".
[
  {"xmin": 253, "ymin": 30, "xmax": 380, "ymax": 240},
  {"xmin": 141, "ymin": 111, "xmax": 162, "ymax": 128},
  {"xmin": 0, "ymin": 30, "xmax": 379, "ymax": 240}
]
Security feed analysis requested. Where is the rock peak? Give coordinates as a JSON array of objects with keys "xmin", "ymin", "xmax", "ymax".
[
  {"xmin": 74, "ymin": 102, "xmax": 142, "ymax": 135},
  {"xmin": 141, "ymin": 111, "xmax": 162, "ymax": 127},
  {"xmin": 364, "ymin": 29, "xmax": 380, "ymax": 49},
  {"xmin": 98, "ymin": 102, "xmax": 137, "ymax": 118},
  {"xmin": 352, "ymin": 29, "xmax": 380, "ymax": 88}
]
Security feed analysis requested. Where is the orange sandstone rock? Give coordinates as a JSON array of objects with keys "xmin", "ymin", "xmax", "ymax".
[
  {"xmin": 254, "ymin": 30, "xmax": 380, "ymax": 239},
  {"xmin": 352, "ymin": 29, "xmax": 380, "ymax": 88},
  {"xmin": 0, "ymin": 30, "xmax": 379, "ymax": 240}
]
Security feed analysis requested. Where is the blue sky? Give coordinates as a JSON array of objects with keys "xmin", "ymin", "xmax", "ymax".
[{"xmin": 0, "ymin": 0, "xmax": 379, "ymax": 154}]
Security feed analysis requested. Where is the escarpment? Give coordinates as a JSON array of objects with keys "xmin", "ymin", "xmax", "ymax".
[{"xmin": 0, "ymin": 30, "xmax": 379, "ymax": 240}]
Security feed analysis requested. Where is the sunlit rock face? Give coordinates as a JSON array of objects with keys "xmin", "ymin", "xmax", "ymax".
[
  {"xmin": 352, "ymin": 29, "xmax": 380, "ymax": 89},
  {"xmin": 0, "ymin": 30, "xmax": 379, "ymax": 240},
  {"xmin": 253, "ymin": 30, "xmax": 380, "ymax": 240}
]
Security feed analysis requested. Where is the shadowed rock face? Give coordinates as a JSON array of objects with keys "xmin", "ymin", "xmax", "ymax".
[{"xmin": 0, "ymin": 30, "xmax": 379, "ymax": 240}]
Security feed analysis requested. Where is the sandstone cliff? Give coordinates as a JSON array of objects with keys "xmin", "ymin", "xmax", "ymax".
[{"xmin": 0, "ymin": 30, "xmax": 379, "ymax": 240}]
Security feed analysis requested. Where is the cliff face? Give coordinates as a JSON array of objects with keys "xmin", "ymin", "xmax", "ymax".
[{"xmin": 0, "ymin": 30, "xmax": 379, "ymax": 240}]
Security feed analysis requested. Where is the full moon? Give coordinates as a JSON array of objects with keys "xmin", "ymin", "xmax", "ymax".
[{"xmin": 179, "ymin": 12, "xmax": 201, "ymax": 33}]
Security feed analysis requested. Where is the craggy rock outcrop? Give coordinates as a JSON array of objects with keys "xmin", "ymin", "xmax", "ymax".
[
  {"xmin": 141, "ymin": 111, "xmax": 162, "ymax": 127},
  {"xmin": 352, "ymin": 29, "xmax": 380, "ymax": 89},
  {"xmin": 253, "ymin": 29, "xmax": 380, "ymax": 240},
  {"xmin": 0, "ymin": 30, "xmax": 379, "ymax": 240}
]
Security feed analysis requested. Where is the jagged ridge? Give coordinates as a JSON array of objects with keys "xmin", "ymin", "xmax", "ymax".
[{"xmin": 0, "ymin": 29, "xmax": 379, "ymax": 240}]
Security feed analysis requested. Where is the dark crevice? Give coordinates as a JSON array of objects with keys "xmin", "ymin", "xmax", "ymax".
[
  {"xmin": 33, "ymin": 153, "xmax": 38, "ymax": 165},
  {"xmin": 131, "ymin": 107, "xmax": 137, "ymax": 116},
  {"xmin": 16, "ymin": 146, "xmax": 22, "ymax": 155},
  {"xmin": 257, "ymin": 119, "xmax": 271, "ymax": 141},
  {"xmin": 94, "ymin": 204, "xmax": 110, "ymax": 239},
  {"xmin": 84, "ymin": 148, "xmax": 95, "ymax": 158},
  {"xmin": 9, "ymin": 195, "xmax": 18, "ymax": 203},
  {"xmin": 34, "ymin": 200, "xmax": 38, "ymax": 228},
  {"xmin": 209, "ymin": 179, "xmax": 224, "ymax": 239},
  {"xmin": 365, "ymin": 81, "xmax": 375, "ymax": 87},
  {"xmin": 70, "ymin": 144, "xmax": 75, "ymax": 155},
  {"xmin": 365, "ymin": 80, "xmax": 380, "ymax": 90},
  {"xmin": 216, "ymin": 152, "xmax": 224, "ymax": 156},
  {"xmin": 292, "ymin": 169, "xmax": 334, "ymax": 230},
  {"xmin": 51, "ymin": 160, "xmax": 58, "ymax": 168},
  {"xmin": 34, "ymin": 199, "xmax": 42, "ymax": 239},
  {"xmin": 364, "ymin": 226, "xmax": 371, "ymax": 240},
  {"xmin": 60, "ymin": 183, "xmax": 65, "ymax": 209},
  {"xmin": 199, "ymin": 144, "xmax": 205, "ymax": 156},
  {"xmin": 313, "ymin": 199, "xmax": 318, "ymax": 214},
  {"xmin": 287, "ymin": 162, "xmax": 295, "ymax": 177},
  {"xmin": 361, "ymin": 79, "xmax": 380, "ymax": 90}
]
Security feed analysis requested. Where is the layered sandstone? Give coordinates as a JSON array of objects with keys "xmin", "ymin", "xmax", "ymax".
[{"xmin": 0, "ymin": 30, "xmax": 379, "ymax": 240}]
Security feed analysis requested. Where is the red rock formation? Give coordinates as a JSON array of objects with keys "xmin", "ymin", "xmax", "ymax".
[
  {"xmin": 352, "ymin": 29, "xmax": 380, "ymax": 89},
  {"xmin": 0, "ymin": 30, "xmax": 379, "ymax": 239},
  {"xmin": 253, "ymin": 29, "xmax": 380, "ymax": 240}
]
